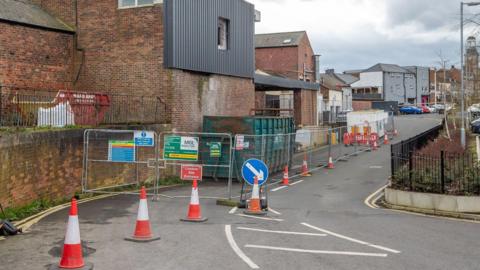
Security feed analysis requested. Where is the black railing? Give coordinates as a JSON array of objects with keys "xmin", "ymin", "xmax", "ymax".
[
  {"xmin": 0, "ymin": 85, "xmax": 168, "ymax": 128},
  {"xmin": 391, "ymin": 123, "xmax": 480, "ymax": 195}
]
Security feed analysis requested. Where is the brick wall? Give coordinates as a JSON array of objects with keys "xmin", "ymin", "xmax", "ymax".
[
  {"xmin": 294, "ymin": 89, "xmax": 317, "ymax": 126},
  {"xmin": 74, "ymin": 2, "xmax": 166, "ymax": 98},
  {"xmin": 170, "ymin": 69, "xmax": 255, "ymax": 131},
  {"xmin": 352, "ymin": 100, "xmax": 372, "ymax": 111},
  {"xmin": 255, "ymin": 46, "xmax": 299, "ymax": 79},
  {"xmin": 297, "ymin": 35, "xmax": 315, "ymax": 82},
  {"xmin": 0, "ymin": 22, "xmax": 74, "ymax": 90},
  {"xmin": 30, "ymin": 0, "xmax": 76, "ymax": 27}
]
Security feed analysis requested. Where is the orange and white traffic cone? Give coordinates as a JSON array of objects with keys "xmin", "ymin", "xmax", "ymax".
[
  {"xmin": 282, "ymin": 165, "xmax": 290, "ymax": 186},
  {"xmin": 384, "ymin": 134, "xmax": 390, "ymax": 145},
  {"xmin": 301, "ymin": 153, "xmax": 311, "ymax": 176},
  {"xmin": 181, "ymin": 180, "xmax": 208, "ymax": 222},
  {"xmin": 125, "ymin": 187, "xmax": 160, "ymax": 242},
  {"xmin": 372, "ymin": 140, "xmax": 378, "ymax": 151},
  {"xmin": 343, "ymin": 132, "xmax": 350, "ymax": 146},
  {"xmin": 327, "ymin": 156, "xmax": 335, "ymax": 169},
  {"xmin": 50, "ymin": 198, "xmax": 93, "ymax": 270},
  {"xmin": 244, "ymin": 176, "xmax": 266, "ymax": 216}
]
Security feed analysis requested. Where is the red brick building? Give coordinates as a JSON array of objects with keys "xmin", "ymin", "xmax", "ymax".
[
  {"xmin": 254, "ymin": 31, "xmax": 320, "ymax": 126},
  {"xmin": 0, "ymin": 0, "xmax": 256, "ymax": 131}
]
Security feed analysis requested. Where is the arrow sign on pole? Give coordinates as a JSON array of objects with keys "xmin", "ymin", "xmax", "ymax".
[{"xmin": 241, "ymin": 159, "xmax": 269, "ymax": 186}]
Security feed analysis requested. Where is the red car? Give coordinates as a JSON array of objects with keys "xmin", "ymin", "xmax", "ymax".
[{"xmin": 421, "ymin": 106, "xmax": 431, "ymax": 113}]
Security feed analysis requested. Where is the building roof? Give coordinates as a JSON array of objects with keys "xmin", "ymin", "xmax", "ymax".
[
  {"xmin": 0, "ymin": 0, "xmax": 74, "ymax": 32},
  {"xmin": 255, "ymin": 31, "xmax": 306, "ymax": 48},
  {"xmin": 254, "ymin": 69, "xmax": 319, "ymax": 91},
  {"xmin": 363, "ymin": 63, "xmax": 410, "ymax": 73},
  {"xmin": 334, "ymin": 73, "xmax": 359, "ymax": 85}
]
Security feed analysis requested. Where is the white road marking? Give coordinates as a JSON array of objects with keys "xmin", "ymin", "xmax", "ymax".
[
  {"xmin": 245, "ymin": 244, "xmax": 388, "ymax": 257},
  {"xmin": 301, "ymin": 223, "xmax": 401, "ymax": 254},
  {"xmin": 364, "ymin": 184, "xmax": 388, "ymax": 209},
  {"xmin": 290, "ymin": 180, "xmax": 304, "ymax": 186},
  {"xmin": 369, "ymin": 166, "xmax": 383, "ymax": 169},
  {"xmin": 225, "ymin": 225, "xmax": 259, "ymax": 269},
  {"xmin": 271, "ymin": 186, "xmax": 288, "ymax": 192},
  {"xmin": 229, "ymin": 207, "xmax": 238, "ymax": 214},
  {"xmin": 267, "ymin": 208, "xmax": 281, "ymax": 215},
  {"xmin": 236, "ymin": 214, "xmax": 284, "ymax": 222},
  {"xmin": 237, "ymin": 227, "xmax": 326, "ymax": 237},
  {"xmin": 0, "ymin": 236, "xmax": 5, "ymax": 241}
]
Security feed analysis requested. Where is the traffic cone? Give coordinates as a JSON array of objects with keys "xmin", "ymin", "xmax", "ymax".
[
  {"xmin": 394, "ymin": 129, "xmax": 398, "ymax": 136},
  {"xmin": 244, "ymin": 176, "xmax": 266, "ymax": 216},
  {"xmin": 301, "ymin": 153, "xmax": 311, "ymax": 176},
  {"xmin": 343, "ymin": 132, "xmax": 350, "ymax": 146},
  {"xmin": 50, "ymin": 198, "xmax": 93, "ymax": 270},
  {"xmin": 282, "ymin": 165, "xmax": 290, "ymax": 186},
  {"xmin": 384, "ymin": 134, "xmax": 390, "ymax": 145},
  {"xmin": 125, "ymin": 187, "xmax": 160, "ymax": 242},
  {"xmin": 372, "ymin": 140, "xmax": 378, "ymax": 151},
  {"xmin": 327, "ymin": 156, "xmax": 335, "ymax": 169},
  {"xmin": 181, "ymin": 180, "xmax": 208, "ymax": 222}
]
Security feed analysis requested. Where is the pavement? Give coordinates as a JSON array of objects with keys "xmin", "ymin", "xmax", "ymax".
[{"xmin": 2, "ymin": 114, "xmax": 480, "ymax": 270}]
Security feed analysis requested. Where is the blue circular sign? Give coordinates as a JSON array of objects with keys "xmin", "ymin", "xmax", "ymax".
[{"xmin": 241, "ymin": 158, "xmax": 269, "ymax": 186}]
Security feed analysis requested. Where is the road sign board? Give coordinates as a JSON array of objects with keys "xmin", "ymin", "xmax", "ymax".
[
  {"xmin": 164, "ymin": 136, "xmax": 199, "ymax": 161},
  {"xmin": 108, "ymin": 140, "xmax": 135, "ymax": 163},
  {"xmin": 241, "ymin": 158, "xmax": 269, "ymax": 186},
  {"xmin": 181, "ymin": 165, "xmax": 203, "ymax": 180},
  {"xmin": 209, "ymin": 142, "xmax": 222, "ymax": 158},
  {"xmin": 134, "ymin": 131, "xmax": 155, "ymax": 147}
]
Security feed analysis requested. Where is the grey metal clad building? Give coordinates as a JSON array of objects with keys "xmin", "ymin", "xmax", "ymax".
[
  {"xmin": 403, "ymin": 66, "xmax": 430, "ymax": 103},
  {"xmin": 163, "ymin": 0, "xmax": 255, "ymax": 78}
]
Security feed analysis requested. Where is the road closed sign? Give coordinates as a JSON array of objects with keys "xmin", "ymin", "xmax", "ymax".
[
  {"xmin": 164, "ymin": 136, "xmax": 199, "ymax": 161},
  {"xmin": 181, "ymin": 165, "xmax": 203, "ymax": 181}
]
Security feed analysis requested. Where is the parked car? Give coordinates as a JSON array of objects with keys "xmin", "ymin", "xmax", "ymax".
[
  {"xmin": 471, "ymin": 118, "xmax": 480, "ymax": 134},
  {"xmin": 400, "ymin": 106, "xmax": 422, "ymax": 114},
  {"xmin": 421, "ymin": 106, "xmax": 431, "ymax": 113},
  {"xmin": 468, "ymin": 104, "xmax": 480, "ymax": 113},
  {"xmin": 426, "ymin": 106, "xmax": 437, "ymax": 113}
]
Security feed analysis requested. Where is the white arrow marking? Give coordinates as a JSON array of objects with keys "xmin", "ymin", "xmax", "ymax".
[{"xmin": 246, "ymin": 162, "xmax": 264, "ymax": 181}]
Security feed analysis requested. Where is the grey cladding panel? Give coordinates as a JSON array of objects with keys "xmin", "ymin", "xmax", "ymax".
[{"xmin": 164, "ymin": 0, "xmax": 255, "ymax": 78}]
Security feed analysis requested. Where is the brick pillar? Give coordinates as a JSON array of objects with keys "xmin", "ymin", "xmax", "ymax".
[
  {"xmin": 294, "ymin": 89, "xmax": 318, "ymax": 127},
  {"xmin": 255, "ymin": 91, "xmax": 266, "ymax": 109}
]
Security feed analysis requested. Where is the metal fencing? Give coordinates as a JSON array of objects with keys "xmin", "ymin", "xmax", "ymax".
[
  {"xmin": 159, "ymin": 131, "xmax": 234, "ymax": 197},
  {"xmin": 0, "ymin": 85, "xmax": 168, "ymax": 127},
  {"xmin": 391, "ymin": 151, "xmax": 480, "ymax": 195},
  {"xmin": 82, "ymin": 129, "xmax": 160, "ymax": 196},
  {"xmin": 389, "ymin": 122, "xmax": 480, "ymax": 195}
]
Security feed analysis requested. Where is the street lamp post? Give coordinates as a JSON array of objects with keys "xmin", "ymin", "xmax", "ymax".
[{"xmin": 461, "ymin": 2, "xmax": 480, "ymax": 149}]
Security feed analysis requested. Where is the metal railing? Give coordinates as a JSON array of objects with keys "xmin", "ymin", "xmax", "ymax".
[
  {"xmin": 390, "ymin": 122, "xmax": 480, "ymax": 195},
  {"xmin": 0, "ymin": 85, "xmax": 168, "ymax": 127}
]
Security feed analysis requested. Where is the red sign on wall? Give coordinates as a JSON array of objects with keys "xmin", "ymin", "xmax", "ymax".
[{"xmin": 181, "ymin": 165, "xmax": 203, "ymax": 181}]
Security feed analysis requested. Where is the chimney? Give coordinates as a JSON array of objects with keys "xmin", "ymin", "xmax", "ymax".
[
  {"xmin": 326, "ymin": 69, "xmax": 335, "ymax": 75},
  {"xmin": 314, "ymin": 54, "xmax": 321, "ymax": 83}
]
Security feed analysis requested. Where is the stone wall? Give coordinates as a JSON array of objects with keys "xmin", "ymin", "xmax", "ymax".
[{"xmin": 0, "ymin": 124, "xmax": 170, "ymax": 209}]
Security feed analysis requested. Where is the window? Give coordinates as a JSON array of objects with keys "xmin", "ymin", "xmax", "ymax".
[
  {"xmin": 119, "ymin": 0, "xmax": 161, "ymax": 8},
  {"xmin": 218, "ymin": 17, "xmax": 229, "ymax": 50}
]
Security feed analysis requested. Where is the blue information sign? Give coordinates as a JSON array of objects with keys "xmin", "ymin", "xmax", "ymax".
[
  {"xmin": 134, "ymin": 131, "xmax": 154, "ymax": 147},
  {"xmin": 241, "ymin": 158, "xmax": 269, "ymax": 186}
]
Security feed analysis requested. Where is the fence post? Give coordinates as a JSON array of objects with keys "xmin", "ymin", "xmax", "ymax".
[
  {"xmin": 408, "ymin": 151, "xmax": 413, "ymax": 190},
  {"xmin": 440, "ymin": 151, "xmax": 445, "ymax": 194},
  {"xmin": 390, "ymin": 144, "xmax": 394, "ymax": 180}
]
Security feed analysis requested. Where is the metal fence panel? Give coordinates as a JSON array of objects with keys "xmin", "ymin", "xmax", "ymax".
[{"xmin": 82, "ymin": 129, "xmax": 160, "ymax": 196}]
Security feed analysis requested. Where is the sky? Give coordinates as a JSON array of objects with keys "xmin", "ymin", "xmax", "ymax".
[{"xmin": 249, "ymin": 0, "xmax": 480, "ymax": 73}]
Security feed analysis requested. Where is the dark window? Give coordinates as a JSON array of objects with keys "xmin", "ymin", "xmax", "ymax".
[{"xmin": 218, "ymin": 18, "xmax": 230, "ymax": 50}]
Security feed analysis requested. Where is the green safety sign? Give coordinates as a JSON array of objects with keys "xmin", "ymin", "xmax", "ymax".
[
  {"xmin": 163, "ymin": 136, "xmax": 199, "ymax": 161},
  {"xmin": 209, "ymin": 142, "xmax": 222, "ymax": 158}
]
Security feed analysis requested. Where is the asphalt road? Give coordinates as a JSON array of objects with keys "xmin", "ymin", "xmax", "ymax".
[{"xmin": 2, "ymin": 115, "xmax": 479, "ymax": 270}]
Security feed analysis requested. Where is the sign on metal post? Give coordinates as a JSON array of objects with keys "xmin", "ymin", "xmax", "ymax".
[
  {"xmin": 134, "ymin": 131, "xmax": 155, "ymax": 147},
  {"xmin": 241, "ymin": 158, "xmax": 269, "ymax": 186},
  {"xmin": 208, "ymin": 142, "xmax": 222, "ymax": 158},
  {"xmin": 181, "ymin": 165, "xmax": 203, "ymax": 181},
  {"xmin": 163, "ymin": 136, "xmax": 199, "ymax": 161}
]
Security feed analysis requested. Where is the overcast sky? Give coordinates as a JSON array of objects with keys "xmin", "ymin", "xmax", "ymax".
[{"xmin": 249, "ymin": 0, "xmax": 480, "ymax": 72}]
